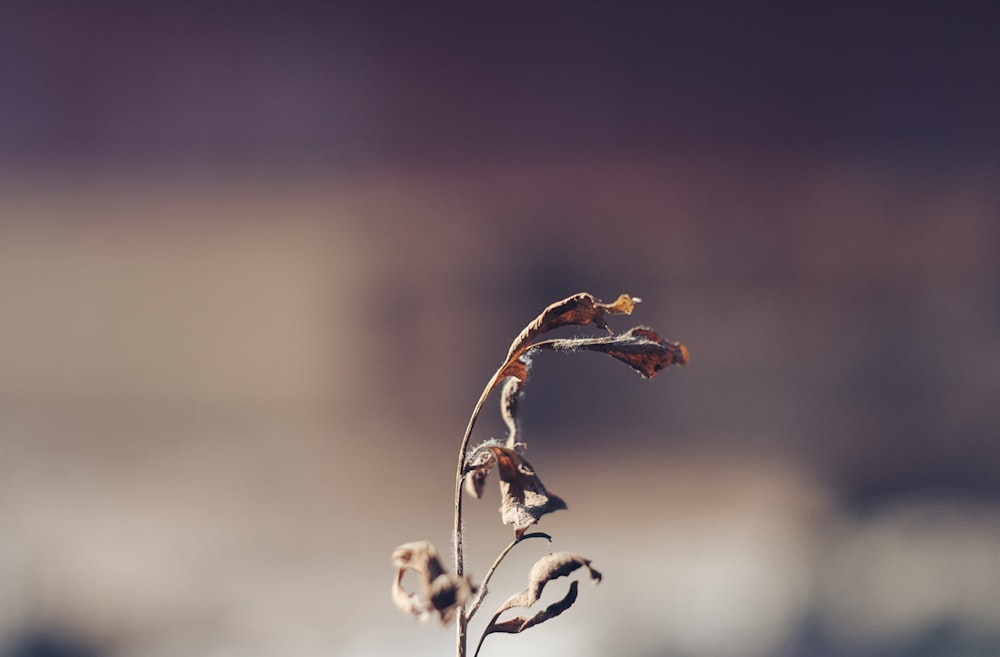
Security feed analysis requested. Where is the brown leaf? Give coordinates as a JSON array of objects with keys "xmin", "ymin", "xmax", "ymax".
[
  {"xmin": 470, "ymin": 293, "xmax": 650, "ymax": 444},
  {"xmin": 463, "ymin": 441, "xmax": 498, "ymax": 499},
  {"xmin": 464, "ymin": 444, "xmax": 566, "ymax": 537},
  {"xmin": 533, "ymin": 325, "xmax": 689, "ymax": 378},
  {"xmin": 493, "ymin": 447, "xmax": 567, "ymax": 538},
  {"xmin": 487, "ymin": 581, "xmax": 579, "ymax": 634},
  {"xmin": 508, "ymin": 552, "xmax": 603, "ymax": 608},
  {"xmin": 500, "ymin": 376, "xmax": 523, "ymax": 448},
  {"xmin": 504, "ymin": 293, "xmax": 639, "ymax": 368},
  {"xmin": 483, "ymin": 552, "xmax": 602, "ymax": 637},
  {"xmin": 497, "ymin": 354, "xmax": 531, "ymax": 384},
  {"xmin": 391, "ymin": 541, "xmax": 474, "ymax": 624}
]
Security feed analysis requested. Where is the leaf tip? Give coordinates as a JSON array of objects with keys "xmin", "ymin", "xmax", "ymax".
[
  {"xmin": 677, "ymin": 343, "xmax": 690, "ymax": 366},
  {"xmin": 605, "ymin": 293, "xmax": 639, "ymax": 316}
]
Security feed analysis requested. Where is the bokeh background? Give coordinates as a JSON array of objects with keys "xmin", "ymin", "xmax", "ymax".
[{"xmin": 1, "ymin": 3, "xmax": 999, "ymax": 657}]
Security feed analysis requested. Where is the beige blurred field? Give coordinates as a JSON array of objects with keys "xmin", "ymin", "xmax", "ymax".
[{"xmin": 1, "ymin": 157, "xmax": 998, "ymax": 657}]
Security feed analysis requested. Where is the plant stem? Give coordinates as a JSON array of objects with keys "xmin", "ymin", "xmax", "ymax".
[
  {"xmin": 453, "ymin": 364, "xmax": 508, "ymax": 657},
  {"xmin": 466, "ymin": 532, "xmax": 551, "ymax": 620},
  {"xmin": 472, "ymin": 607, "xmax": 506, "ymax": 657},
  {"xmin": 454, "ymin": 469, "xmax": 468, "ymax": 657},
  {"xmin": 471, "ymin": 621, "xmax": 493, "ymax": 657}
]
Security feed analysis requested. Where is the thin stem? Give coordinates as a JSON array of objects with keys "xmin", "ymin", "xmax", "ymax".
[
  {"xmin": 466, "ymin": 532, "xmax": 551, "ymax": 620},
  {"xmin": 454, "ymin": 364, "xmax": 508, "ymax": 657},
  {"xmin": 472, "ymin": 609, "xmax": 503, "ymax": 657}
]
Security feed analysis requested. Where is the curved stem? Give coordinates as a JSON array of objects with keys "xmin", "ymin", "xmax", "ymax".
[
  {"xmin": 472, "ymin": 609, "xmax": 503, "ymax": 657},
  {"xmin": 466, "ymin": 532, "xmax": 551, "ymax": 621},
  {"xmin": 454, "ymin": 364, "xmax": 508, "ymax": 657}
]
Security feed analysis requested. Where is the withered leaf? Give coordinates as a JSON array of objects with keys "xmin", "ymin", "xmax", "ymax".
[
  {"xmin": 533, "ymin": 325, "xmax": 689, "ymax": 379},
  {"xmin": 506, "ymin": 551, "xmax": 603, "ymax": 609},
  {"xmin": 483, "ymin": 552, "xmax": 602, "ymax": 638},
  {"xmin": 463, "ymin": 440, "xmax": 500, "ymax": 499},
  {"xmin": 504, "ymin": 293, "xmax": 639, "ymax": 368},
  {"xmin": 464, "ymin": 444, "xmax": 566, "ymax": 537},
  {"xmin": 487, "ymin": 581, "xmax": 579, "ymax": 634},
  {"xmin": 500, "ymin": 376, "xmax": 523, "ymax": 448},
  {"xmin": 497, "ymin": 354, "xmax": 531, "ymax": 384},
  {"xmin": 471, "ymin": 293, "xmax": 651, "ymax": 445},
  {"xmin": 391, "ymin": 541, "xmax": 474, "ymax": 624}
]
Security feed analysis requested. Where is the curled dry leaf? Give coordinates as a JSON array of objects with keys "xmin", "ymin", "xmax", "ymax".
[
  {"xmin": 504, "ymin": 293, "xmax": 639, "ymax": 367},
  {"xmin": 471, "ymin": 293, "xmax": 653, "ymax": 449},
  {"xmin": 497, "ymin": 354, "xmax": 531, "ymax": 385},
  {"xmin": 464, "ymin": 445, "xmax": 566, "ymax": 537},
  {"xmin": 533, "ymin": 325, "xmax": 689, "ymax": 379},
  {"xmin": 463, "ymin": 440, "xmax": 500, "ymax": 499},
  {"xmin": 487, "ymin": 581, "xmax": 580, "ymax": 636},
  {"xmin": 484, "ymin": 552, "xmax": 602, "ymax": 636},
  {"xmin": 485, "ymin": 294, "xmax": 638, "ymax": 399},
  {"xmin": 391, "ymin": 541, "xmax": 474, "ymax": 624},
  {"xmin": 500, "ymin": 376, "xmax": 523, "ymax": 448}
]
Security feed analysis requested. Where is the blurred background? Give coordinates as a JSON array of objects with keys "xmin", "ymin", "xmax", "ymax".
[{"xmin": 1, "ymin": 3, "xmax": 999, "ymax": 657}]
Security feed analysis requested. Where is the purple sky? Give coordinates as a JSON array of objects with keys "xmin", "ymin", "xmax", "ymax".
[{"xmin": 2, "ymin": 2, "xmax": 998, "ymax": 169}]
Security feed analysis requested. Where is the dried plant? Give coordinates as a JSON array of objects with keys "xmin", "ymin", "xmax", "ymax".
[{"xmin": 391, "ymin": 292, "xmax": 688, "ymax": 656}]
